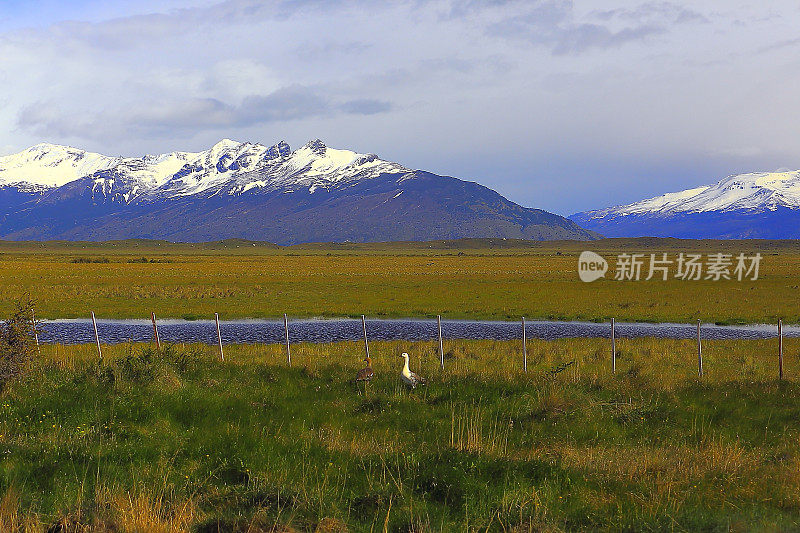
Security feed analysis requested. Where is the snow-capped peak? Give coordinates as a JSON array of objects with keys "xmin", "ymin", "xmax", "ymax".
[
  {"xmin": 0, "ymin": 138, "xmax": 409, "ymax": 203},
  {"xmin": 0, "ymin": 143, "xmax": 119, "ymax": 187},
  {"xmin": 303, "ymin": 139, "xmax": 328, "ymax": 155},
  {"xmin": 213, "ymin": 138, "xmax": 240, "ymax": 149},
  {"xmin": 579, "ymin": 170, "xmax": 800, "ymax": 221},
  {"xmin": 288, "ymin": 140, "xmax": 374, "ymax": 178},
  {"xmin": 265, "ymin": 141, "xmax": 291, "ymax": 159}
]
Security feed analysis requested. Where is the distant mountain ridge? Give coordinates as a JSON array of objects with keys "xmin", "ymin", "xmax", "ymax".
[
  {"xmin": 570, "ymin": 171, "xmax": 800, "ymax": 239},
  {"xmin": 0, "ymin": 139, "xmax": 598, "ymax": 243}
]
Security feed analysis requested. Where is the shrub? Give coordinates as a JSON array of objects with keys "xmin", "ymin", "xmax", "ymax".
[
  {"xmin": 117, "ymin": 344, "xmax": 198, "ymax": 385},
  {"xmin": 70, "ymin": 257, "xmax": 110, "ymax": 263},
  {"xmin": 0, "ymin": 299, "xmax": 38, "ymax": 392},
  {"xmin": 118, "ymin": 346, "xmax": 158, "ymax": 384}
]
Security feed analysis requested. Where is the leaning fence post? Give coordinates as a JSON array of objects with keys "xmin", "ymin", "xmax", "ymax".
[
  {"xmin": 779, "ymin": 319, "xmax": 784, "ymax": 380},
  {"xmin": 611, "ymin": 318, "xmax": 616, "ymax": 374},
  {"xmin": 215, "ymin": 313, "xmax": 224, "ymax": 361},
  {"xmin": 151, "ymin": 312, "xmax": 161, "ymax": 350},
  {"xmin": 437, "ymin": 315, "xmax": 444, "ymax": 370},
  {"xmin": 284, "ymin": 313, "xmax": 291, "ymax": 366},
  {"xmin": 91, "ymin": 311, "xmax": 102, "ymax": 359},
  {"xmin": 31, "ymin": 307, "xmax": 40, "ymax": 354},
  {"xmin": 697, "ymin": 319, "xmax": 703, "ymax": 377},
  {"xmin": 522, "ymin": 316, "xmax": 527, "ymax": 373}
]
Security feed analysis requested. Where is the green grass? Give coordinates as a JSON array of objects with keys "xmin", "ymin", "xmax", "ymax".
[
  {"xmin": 1, "ymin": 238, "xmax": 800, "ymax": 324},
  {"xmin": 1, "ymin": 337, "xmax": 799, "ymax": 531}
]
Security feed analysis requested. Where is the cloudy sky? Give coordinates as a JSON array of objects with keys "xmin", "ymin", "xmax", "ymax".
[{"xmin": 1, "ymin": 1, "xmax": 799, "ymax": 214}]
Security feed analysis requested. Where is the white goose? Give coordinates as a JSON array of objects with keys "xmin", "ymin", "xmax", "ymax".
[{"xmin": 399, "ymin": 352, "xmax": 426, "ymax": 389}]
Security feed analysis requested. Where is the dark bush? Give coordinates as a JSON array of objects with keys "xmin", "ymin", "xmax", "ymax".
[
  {"xmin": 127, "ymin": 257, "xmax": 172, "ymax": 264},
  {"xmin": 119, "ymin": 346, "xmax": 157, "ymax": 384},
  {"xmin": 0, "ymin": 299, "xmax": 39, "ymax": 391},
  {"xmin": 70, "ymin": 257, "xmax": 110, "ymax": 263},
  {"xmin": 118, "ymin": 344, "xmax": 198, "ymax": 384}
]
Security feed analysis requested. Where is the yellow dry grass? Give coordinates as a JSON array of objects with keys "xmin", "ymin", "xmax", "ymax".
[{"xmin": 1, "ymin": 240, "xmax": 799, "ymax": 324}]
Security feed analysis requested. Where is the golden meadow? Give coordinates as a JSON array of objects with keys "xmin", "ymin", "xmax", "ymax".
[{"xmin": 1, "ymin": 238, "xmax": 799, "ymax": 323}]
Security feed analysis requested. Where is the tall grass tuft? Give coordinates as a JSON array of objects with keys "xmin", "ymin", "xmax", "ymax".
[{"xmin": 449, "ymin": 401, "xmax": 509, "ymax": 456}]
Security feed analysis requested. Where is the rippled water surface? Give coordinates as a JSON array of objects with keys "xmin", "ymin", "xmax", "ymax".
[{"xmin": 37, "ymin": 318, "xmax": 795, "ymax": 345}]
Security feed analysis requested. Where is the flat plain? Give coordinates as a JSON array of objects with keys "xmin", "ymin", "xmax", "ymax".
[{"xmin": 2, "ymin": 238, "xmax": 800, "ymax": 324}]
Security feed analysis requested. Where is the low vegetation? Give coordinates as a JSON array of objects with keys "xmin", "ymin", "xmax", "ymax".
[
  {"xmin": 0, "ymin": 336, "xmax": 798, "ymax": 531},
  {"xmin": 0, "ymin": 238, "xmax": 799, "ymax": 324}
]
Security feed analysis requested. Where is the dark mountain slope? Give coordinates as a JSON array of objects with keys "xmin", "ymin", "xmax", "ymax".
[{"xmin": 2, "ymin": 171, "xmax": 597, "ymax": 243}]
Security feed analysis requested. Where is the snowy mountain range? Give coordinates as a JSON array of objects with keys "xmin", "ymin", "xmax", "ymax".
[
  {"xmin": 570, "ymin": 171, "xmax": 800, "ymax": 239},
  {"xmin": 0, "ymin": 139, "xmax": 405, "ymax": 200},
  {"xmin": 0, "ymin": 139, "xmax": 597, "ymax": 243}
]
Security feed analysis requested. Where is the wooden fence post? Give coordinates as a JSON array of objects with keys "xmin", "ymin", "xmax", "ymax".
[
  {"xmin": 151, "ymin": 312, "xmax": 161, "ymax": 350},
  {"xmin": 215, "ymin": 313, "xmax": 224, "ymax": 361},
  {"xmin": 91, "ymin": 311, "xmax": 102, "ymax": 359},
  {"xmin": 697, "ymin": 320, "xmax": 703, "ymax": 377},
  {"xmin": 31, "ymin": 307, "xmax": 40, "ymax": 354},
  {"xmin": 362, "ymin": 315, "xmax": 370, "ymax": 359},
  {"xmin": 779, "ymin": 319, "xmax": 784, "ymax": 380},
  {"xmin": 437, "ymin": 315, "xmax": 444, "ymax": 370},
  {"xmin": 611, "ymin": 318, "xmax": 616, "ymax": 374},
  {"xmin": 522, "ymin": 316, "xmax": 527, "ymax": 373},
  {"xmin": 284, "ymin": 313, "xmax": 291, "ymax": 366}
]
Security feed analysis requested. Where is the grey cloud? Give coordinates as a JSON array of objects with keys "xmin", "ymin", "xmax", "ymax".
[
  {"xmin": 294, "ymin": 40, "xmax": 373, "ymax": 61},
  {"xmin": 54, "ymin": 14, "xmax": 178, "ymax": 50},
  {"xmin": 487, "ymin": 2, "xmax": 664, "ymax": 55},
  {"xmin": 16, "ymin": 104, "xmax": 67, "ymax": 138},
  {"xmin": 131, "ymin": 98, "xmax": 236, "ymax": 133},
  {"xmin": 238, "ymin": 86, "xmax": 329, "ymax": 125},
  {"xmin": 370, "ymin": 57, "xmax": 478, "ymax": 88},
  {"xmin": 438, "ymin": 0, "xmax": 521, "ymax": 20},
  {"xmin": 18, "ymin": 99, "xmax": 235, "ymax": 139},
  {"xmin": 674, "ymin": 9, "xmax": 708, "ymax": 24},
  {"xmin": 551, "ymin": 23, "xmax": 663, "ymax": 55},
  {"xmin": 35, "ymin": 0, "xmax": 335, "ymax": 50},
  {"xmin": 340, "ymin": 99, "xmax": 392, "ymax": 115},
  {"xmin": 18, "ymin": 85, "xmax": 391, "ymax": 140},
  {"xmin": 592, "ymin": 2, "xmax": 709, "ymax": 25},
  {"xmin": 757, "ymin": 37, "xmax": 800, "ymax": 54}
]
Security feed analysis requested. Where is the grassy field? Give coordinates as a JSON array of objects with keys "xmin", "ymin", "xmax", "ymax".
[
  {"xmin": 0, "ymin": 336, "xmax": 798, "ymax": 531},
  {"xmin": 1, "ymin": 238, "xmax": 800, "ymax": 324},
  {"xmin": 1, "ymin": 238, "xmax": 798, "ymax": 530}
]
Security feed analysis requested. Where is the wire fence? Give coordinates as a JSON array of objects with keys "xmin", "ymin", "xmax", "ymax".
[{"xmin": 26, "ymin": 311, "xmax": 792, "ymax": 380}]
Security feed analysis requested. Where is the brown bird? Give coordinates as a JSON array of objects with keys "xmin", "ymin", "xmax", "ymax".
[{"xmin": 355, "ymin": 357, "xmax": 374, "ymax": 383}]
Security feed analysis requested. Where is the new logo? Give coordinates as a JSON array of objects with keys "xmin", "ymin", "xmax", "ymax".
[{"xmin": 578, "ymin": 251, "xmax": 608, "ymax": 282}]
